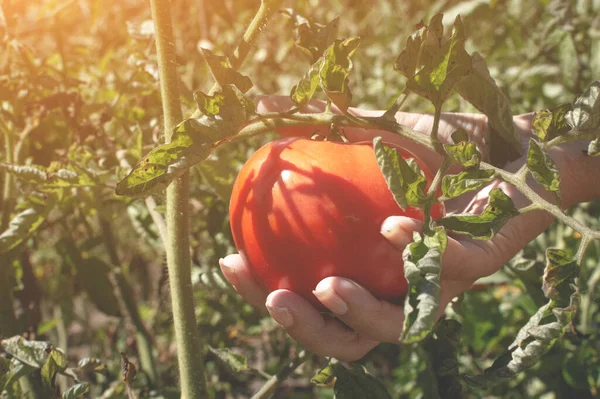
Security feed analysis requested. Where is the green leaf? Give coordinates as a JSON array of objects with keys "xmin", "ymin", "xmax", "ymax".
[
  {"xmin": 442, "ymin": 169, "xmax": 495, "ymax": 199},
  {"xmin": 464, "ymin": 248, "xmax": 579, "ymax": 389},
  {"xmin": 454, "ymin": 53, "xmax": 522, "ymax": 165},
  {"xmin": 394, "ymin": 25, "xmax": 428, "ymax": 77},
  {"xmin": 62, "ymin": 383, "xmax": 90, "ymax": 399},
  {"xmin": 542, "ymin": 248, "xmax": 578, "ymax": 303},
  {"xmin": 0, "ymin": 162, "xmax": 97, "ymax": 189},
  {"xmin": 565, "ymin": 80, "xmax": 600, "ymax": 130},
  {"xmin": 588, "ymin": 138, "xmax": 600, "ymax": 156},
  {"xmin": 1, "ymin": 336, "xmax": 49, "ymax": 368},
  {"xmin": 443, "ymin": 129, "xmax": 482, "ymax": 169},
  {"xmin": 200, "ymin": 48, "xmax": 253, "ymax": 93},
  {"xmin": 532, "ymin": 104, "xmax": 571, "ymax": 142},
  {"xmin": 319, "ymin": 37, "xmax": 360, "ymax": 112},
  {"xmin": 1, "ymin": 358, "xmax": 36, "ymax": 393},
  {"xmin": 197, "ymin": 155, "xmax": 237, "ymax": 203},
  {"xmin": 0, "ymin": 356, "xmax": 10, "ymax": 389},
  {"xmin": 311, "ymin": 363, "xmax": 336, "ymax": 386},
  {"xmin": 116, "ymin": 85, "xmax": 254, "ymax": 197},
  {"xmin": 373, "ymin": 136, "xmax": 427, "ymax": 210},
  {"xmin": 294, "ymin": 15, "xmax": 340, "ymax": 63},
  {"xmin": 291, "ymin": 58, "xmax": 324, "ymax": 106},
  {"xmin": 402, "ymin": 227, "xmax": 446, "ymax": 343},
  {"xmin": 526, "ymin": 139, "xmax": 560, "ymax": 201},
  {"xmin": 406, "ymin": 15, "xmax": 471, "ymax": 107},
  {"xmin": 424, "ymin": 320, "xmax": 464, "ymax": 398},
  {"xmin": 208, "ymin": 347, "xmax": 249, "ymax": 373},
  {"xmin": 41, "ymin": 346, "xmax": 68, "ymax": 391},
  {"xmin": 0, "ymin": 197, "xmax": 54, "ymax": 254},
  {"xmin": 194, "ymin": 91, "xmax": 225, "ymax": 116},
  {"xmin": 115, "ymin": 125, "xmax": 213, "ymax": 196},
  {"xmin": 437, "ymin": 188, "xmax": 519, "ymax": 239},
  {"xmin": 332, "ymin": 363, "xmax": 392, "ymax": 399}
]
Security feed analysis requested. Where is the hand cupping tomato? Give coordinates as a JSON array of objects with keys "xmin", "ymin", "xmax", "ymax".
[{"xmin": 228, "ymin": 137, "xmax": 444, "ymax": 308}]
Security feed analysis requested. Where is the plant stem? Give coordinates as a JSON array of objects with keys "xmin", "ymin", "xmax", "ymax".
[
  {"xmin": 430, "ymin": 106, "xmax": 443, "ymax": 152},
  {"xmin": 150, "ymin": 0, "xmax": 207, "ymax": 397},
  {"xmin": 250, "ymin": 350, "xmax": 309, "ymax": 399}
]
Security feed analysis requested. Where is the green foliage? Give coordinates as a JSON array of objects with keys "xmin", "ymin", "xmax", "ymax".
[{"xmin": 1, "ymin": 1, "xmax": 600, "ymax": 398}]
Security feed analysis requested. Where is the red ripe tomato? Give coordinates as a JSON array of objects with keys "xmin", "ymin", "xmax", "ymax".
[{"xmin": 229, "ymin": 137, "xmax": 444, "ymax": 308}]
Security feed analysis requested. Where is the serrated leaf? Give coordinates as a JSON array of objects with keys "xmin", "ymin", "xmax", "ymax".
[
  {"xmin": 194, "ymin": 91, "xmax": 225, "ymax": 116},
  {"xmin": 200, "ymin": 48, "xmax": 253, "ymax": 93},
  {"xmin": 394, "ymin": 26, "xmax": 428, "ymax": 77},
  {"xmin": 374, "ymin": 136, "xmax": 427, "ymax": 210},
  {"xmin": 294, "ymin": 15, "xmax": 340, "ymax": 63},
  {"xmin": 455, "ymin": 53, "xmax": 522, "ymax": 165},
  {"xmin": 464, "ymin": 249, "xmax": 579, "ymax": 389},
  {"xmin": 319, "ymin": 37, "xmax": 360, "ymax": 112},
  {"xmin": 62, "ymin": 383, "xmax": 90, "ymax": 399},
  {"xmin": 532, "ymin": 104, "xmax": 572, "ymax": 142},
  {"xmin": 443, "ymin": 141, "xmax": 481, "ymax": 169},
  {"xmin": 542, "ymin": 248, "xmax": 578, "ymax": 302},
  {"xmin": 1, "ymin": 336, "xmax": 49, "ymax": 368},
  {"xmin": 438, "ymin": 188, "xmax": 519, "ymax": 239},
  {"xmin": 0, "ymin": 198, "xmax": 54, "ymax": 254},
  {"xmin": 115, "ymin": 121, "xmax": 213, "ymax": 197},
  {"xmin": 208, "ymin": 347, "xmax": 249, "ymax": 373},
  {"xmin": 0, "ymin": 163, "xmax": 97, "ymax": 189},
  {"xmin": 588, "ymin": 139, "xmax": 600, "ymax": 156},
  {"xmin": 332, "ymin": 363, "xmax": 392, "ymax": 399},
  {"xmin": 401, "ymin": 227, "xmax": 446, "ymax": 343},
  {"xmin": 117, "ymin": 85, "xmax": 254, "ymax": 197},
  {"xmin": 442, "ymin": 169, "xmax": 495, "ymax": 199},
  {"xmin": 565, "ymin": 80, "xmax": 600, "ymax": 130},
  {"xmin": 291, "ymin": 58, "xmax": 324, "ymax": 106},
  {"xmin": 526, "ymin": 139, "xmax": 560, "ymax": 201},
  {"xmin": 406, "ymin": 15, "xmax": 471, "ymax": 107}
]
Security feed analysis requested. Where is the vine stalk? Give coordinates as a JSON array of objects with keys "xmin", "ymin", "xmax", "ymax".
[{"xmin": 149, "ymin": 0, "xmax": 206, "ymax": 397}]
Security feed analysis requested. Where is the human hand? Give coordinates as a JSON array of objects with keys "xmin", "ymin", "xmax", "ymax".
[{"xmin": 220, "ymin": 96, "xmax": 598, "ymax": 361}]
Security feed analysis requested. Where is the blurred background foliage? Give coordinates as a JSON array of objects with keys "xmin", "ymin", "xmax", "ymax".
[{"xmin": 0, "ymin": 0, "xmax": 599, "ymax": 397}]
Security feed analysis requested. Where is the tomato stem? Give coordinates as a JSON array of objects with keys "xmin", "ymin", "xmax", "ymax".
[{"xmin": 150, "ymin": 0, "xmax": 207, "ymax": 396}]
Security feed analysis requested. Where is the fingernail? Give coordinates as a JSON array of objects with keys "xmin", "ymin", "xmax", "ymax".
[
  {"xmin": 380, "ymin": 216, "xmax": 420, "ymax": 249},
  {"xmin": 266, "ymin": 305, "xmax": 294, "ymax": 328},
  {"xmin": 219, "ymin": 257, "xmax": 239, "ymax": 286},
  {"xmin": 313, "ymin": 281, "xmax": 348, "ymax": 315}
]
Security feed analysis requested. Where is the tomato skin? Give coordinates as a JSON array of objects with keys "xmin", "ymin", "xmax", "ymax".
[{"xmin": 229, "ymin": 137, "xmax": 444, "ymax": 308}]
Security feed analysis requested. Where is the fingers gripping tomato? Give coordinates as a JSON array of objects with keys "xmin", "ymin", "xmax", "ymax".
[{"xmin": 228, "ymin": 137, "xmax": 444, "ymax": 308}]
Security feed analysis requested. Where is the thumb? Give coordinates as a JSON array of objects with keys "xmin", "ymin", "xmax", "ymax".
[{"xmin": 380, "ymin": 216, "xmax": 424, "ymax": 251}]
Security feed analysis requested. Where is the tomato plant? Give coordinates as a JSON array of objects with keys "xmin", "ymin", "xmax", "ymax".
[{"xmin": 229, "ymin": 137, "xmax": 444, "ymax": 307}]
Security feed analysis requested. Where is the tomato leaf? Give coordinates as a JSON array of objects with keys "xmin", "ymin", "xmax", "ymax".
[
  {"xmin": 320, "ymin": 37, "xmax": 360, "ymax": 112},
  {"xmin": 41, "ymin": 346, "xmax": 68, "ymax": 391},
  {"xmin": 373, "ymin": 136, "xmax": 427, "ymax": 210},
  {"xmin": 208, "ymin": 347, "xmax": 249, "ymax": 373},
  {"xmin": 0, "ymin": 196, "xmax": 54, "ymax": 254},
  {"xmin": 565, "ymin": 80, "xmax": 600, "ymax": 131},
  {"xmin": 293, "ymin": 13, "xmax": 340, "ymax": 63},
  {"xmin": 291, "ymin": 58, "xmax": 324, "ymax": 106},
  {"xmin": 332, "ymin": 363, "xmax": 392, "ymax": 399},
  {"xmin": 1, "ymin": 337, "xmax": 49, "ymax": 368},
  {"xmin": 423, "ymin": 320, "xmax": 464, "ymax": 398},
  {"xmin": 311, "ymin": 363, "xmax": 336, "ymax": 386},
  {"xmin": 454, "ymin": 53, "xmax": 522, "ymax": 166},
  {"xmin": 200, "ymin": 48, "xmax": 253, "ymax": 93},
  {"xmin": 442, "ymin": 169, "xmax": 495, "ymax": 199},
  {"xmin": 116, "ymin": 85, "xmax": 253, "ymax": 197},
  {"xmin": 0, "ymin": 357, "xmax": 37, "ymax": 393},
  {"xmin": 526, "ymin": 139, "xmax": 560, "ymax": 203},
  {"xmin": 464, "ymin": 248, "xmax": 579, "ymax": 389},
  {"xmin": 402, "ymin": 227, "xmax": 447, "ymax": 343},
  {"xmin": 62, "ymin": 383, "xmax": 90, "ymax": 399},
  {"xmin": 443, "ymin": 129, "xmax": 482, "ymax": 169},
  {"xmin": 406, "ymin": 16, "xmax": 471, "ymax": 108},
  {"xmin": 437, "ymin": 188, "xmax": 519, "ymax": 239},
  {"xmin": 532, "ymin": 104, "xmax": 571, "ymax": 142}
]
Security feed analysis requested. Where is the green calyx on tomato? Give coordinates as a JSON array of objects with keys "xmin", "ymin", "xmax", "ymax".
[{"xmin": 228, "ymin": 137, "xmax": 444, "ymax": 308}]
